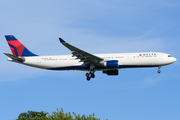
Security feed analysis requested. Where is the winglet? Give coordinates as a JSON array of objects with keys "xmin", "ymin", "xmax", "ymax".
[{"xmin": 59, "ymin": 38, "xmax": 66, "ymax": 43}]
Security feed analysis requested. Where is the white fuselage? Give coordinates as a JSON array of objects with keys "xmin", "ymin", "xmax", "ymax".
[{"xmin": 8, "ymin": 52, "xmax": 177, "ymax": 71}]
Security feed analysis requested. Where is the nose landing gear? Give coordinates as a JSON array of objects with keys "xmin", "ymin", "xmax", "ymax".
[{"xmin": 157, "ymin": 66, "xmax": 161, "ymax": 73}]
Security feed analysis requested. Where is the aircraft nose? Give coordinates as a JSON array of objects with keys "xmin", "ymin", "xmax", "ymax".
[
  {"xmin": 166, "ymin": 57, "xmax": 177, "ymax": 65},
  {"xmin": 172, "ymin": 57, "xmax": 177, "ymax": 63}
]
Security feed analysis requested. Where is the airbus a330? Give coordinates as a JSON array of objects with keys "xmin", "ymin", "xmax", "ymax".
[{"xmin": 4, "ymin": 35, "xmax": 177, "ymax": 81}]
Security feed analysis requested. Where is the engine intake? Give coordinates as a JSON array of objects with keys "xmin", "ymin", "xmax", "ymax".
[{"xmin": 104, "ymin": 60, "xmax": 119, "ymax": 68}]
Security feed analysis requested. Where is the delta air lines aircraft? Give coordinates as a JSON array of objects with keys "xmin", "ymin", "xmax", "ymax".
[{"xmin": 4, "ymin": 35, "xmax": 177, "ymax": 81}]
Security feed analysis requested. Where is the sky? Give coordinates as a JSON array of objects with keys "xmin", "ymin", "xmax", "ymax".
[{"xmin": 0, "ymin": 0, "xmax": 180, "ymax": 120}]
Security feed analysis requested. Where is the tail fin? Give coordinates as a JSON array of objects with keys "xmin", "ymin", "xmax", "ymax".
[{"xmin": 5, "ymin": 35, "xmax": 37, "ymax": 57}]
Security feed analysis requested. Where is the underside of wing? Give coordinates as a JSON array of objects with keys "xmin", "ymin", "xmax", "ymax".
[{"xmin": 59, "ymin": 38, "xmax": 104, "ymax": 67}]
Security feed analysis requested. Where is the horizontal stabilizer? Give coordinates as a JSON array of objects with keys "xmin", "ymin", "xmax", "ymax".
[{"xmin": 4, "ymin": 53, "xmax": 25, "ymax": 62}]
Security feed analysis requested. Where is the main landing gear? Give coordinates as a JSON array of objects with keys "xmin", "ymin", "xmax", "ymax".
[
  {"xmin": 86, "ymin": 70, "xmax": 95, "ymax": 81},
  {"xmin": 86, "ymin": 63, "xmax": 95, "ymax": 81},
  {"xmin": 157, "ymin": 66, "xmax": 161, "ymax": 73}
]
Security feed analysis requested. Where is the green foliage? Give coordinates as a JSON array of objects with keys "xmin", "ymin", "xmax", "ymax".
[
  {"xmin": 17, "ymin": 110, "xmax": 48, "ymax": 120},
  {"xmin": 16, "ymin": 108, "xmax": 103, "ymax": 120}
]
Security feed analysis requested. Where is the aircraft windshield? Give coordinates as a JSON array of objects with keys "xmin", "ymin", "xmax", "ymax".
[{"xmin": 168, "ymin": 55, "xmax": 172, "ymax": 57}]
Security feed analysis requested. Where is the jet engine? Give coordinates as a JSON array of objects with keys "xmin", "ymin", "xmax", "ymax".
[
  {"xmin": 103, "ymin": 70, "xmax": 119, "ymax": 75},
  {"xmin": 102, "ymin": 60, "xmax": 119, "ymax": 68}
]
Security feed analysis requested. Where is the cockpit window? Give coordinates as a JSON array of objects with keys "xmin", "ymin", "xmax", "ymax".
[{"xmin": 168, "ymin": 55, "xmax": 172, "ymax": 57}]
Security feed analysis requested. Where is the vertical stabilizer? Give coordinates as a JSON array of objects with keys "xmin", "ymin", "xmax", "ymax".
[{"xmin": 5, "ymin": 35, "xmax": 37, "ymax": 57}]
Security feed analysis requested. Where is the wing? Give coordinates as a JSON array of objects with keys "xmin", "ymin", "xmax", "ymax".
[{"xmin": 59, "ymin": 38, "xmax": 103, "ymax": 66}]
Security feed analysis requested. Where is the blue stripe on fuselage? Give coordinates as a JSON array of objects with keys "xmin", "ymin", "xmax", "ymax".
[
  {"xmin": 47, "ymin": 65, "xmax": 159, "ymax": 71},
  {"xmin": 47, "ymin": 65, "xmax": 107, "ymax": 70}
]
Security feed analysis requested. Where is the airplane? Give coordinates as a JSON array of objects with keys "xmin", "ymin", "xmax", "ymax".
[{"xmin": 4, "ymin": 35, "xmax": 177, "ymax": 81}]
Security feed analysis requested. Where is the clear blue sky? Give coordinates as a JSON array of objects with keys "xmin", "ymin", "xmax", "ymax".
[{"xmin": 0, "ymin": 0, "xmax": 180, "ymax": 120}]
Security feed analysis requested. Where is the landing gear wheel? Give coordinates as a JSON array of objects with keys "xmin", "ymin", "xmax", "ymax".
[
  {"xmin": 91, "ymin": 74, "xmax": 95, "ymax": 78},
  {"xmin": 86, "ymin": 73, "xmax": 91, "ymax": 81},
  {"xmin": 87, "ymin": 77, "xmax": 91, "ymax": 81},
  {"xmin": 86, "ymin": 73, "xmax": 89, "ymax": 77},
  {"xmin": 157, "ymin": 66, "xmax": 161, "ymax": 73},
  {"xmin": 85, "ymin": 67, "xmax": 95, "ymax": 80}
]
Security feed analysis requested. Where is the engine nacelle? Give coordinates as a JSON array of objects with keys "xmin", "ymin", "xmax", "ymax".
[
  {"xmin": 103, "ymin": 70, "xmax": 119, "ymax": 75},
  {"xmin": 103, "ymin": 60, "xmax": 119, "ymax": 68}
]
